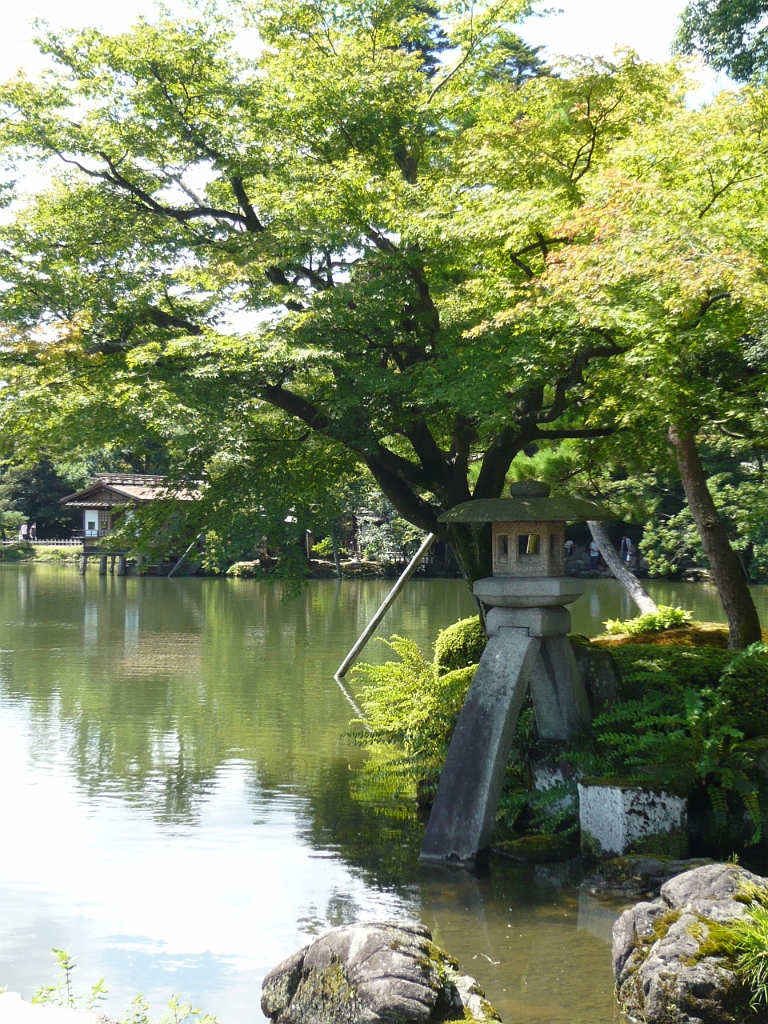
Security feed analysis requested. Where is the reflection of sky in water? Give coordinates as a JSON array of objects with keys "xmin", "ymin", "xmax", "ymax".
[
  {"xmin": 0, "ymin": 708, "xmax": 414, "ymax": 1019},
  {"xmin": 2, "ymin": 568, "xmax": 764, "ymax": 1023}
]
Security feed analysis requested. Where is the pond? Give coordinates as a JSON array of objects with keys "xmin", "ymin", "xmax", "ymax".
[{"xmin": 1, "ymin": 567, "xmax": 766, "ymax": 1024}]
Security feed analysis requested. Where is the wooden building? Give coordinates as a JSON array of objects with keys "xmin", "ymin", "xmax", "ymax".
[{"xmin": 61, "ymin": 474, "xmax": 199, "ymax": 574}]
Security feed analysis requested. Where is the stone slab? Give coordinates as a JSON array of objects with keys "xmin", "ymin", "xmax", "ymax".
[
  {"xmin": 420, "ymin": 629, "xmax": 540, "ymax": 862},
  {"xmin": 579, "ymin": 782, "xmax": 687, "ymax": 859},
  {"xmin": 485, "ymin": 605, "xmax": 571, "ymax": 637},
  {"xmin": 473, "ymin": 576, "xmax": 586, "ymax": 608}
]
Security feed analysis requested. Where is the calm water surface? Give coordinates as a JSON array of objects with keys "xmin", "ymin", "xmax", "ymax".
[{"xmin": 2, "ymin": 568, "xmax": 766, "ymax": 1023}]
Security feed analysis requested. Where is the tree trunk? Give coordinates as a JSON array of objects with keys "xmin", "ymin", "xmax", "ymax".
[
  {"xmin": 668, "ymin": 423, "xmax": 762, "ymax": 649},
  {"xmin": 330, "ymin": 522, "xmax": 342, "ymax": 580},
  {"xmin": 587, "ymin": 520, "xmax": 659, "ymax": 616}
]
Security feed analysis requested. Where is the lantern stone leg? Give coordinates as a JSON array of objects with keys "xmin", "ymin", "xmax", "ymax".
[{"xmin": 420, "ymin": 628, "xmax": 541, "ymax": 863}]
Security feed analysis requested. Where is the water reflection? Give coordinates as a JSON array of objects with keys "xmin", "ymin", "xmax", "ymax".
[{"xmin": 1, "ymin": 568, "xmax": 763, "ymax": 1023}]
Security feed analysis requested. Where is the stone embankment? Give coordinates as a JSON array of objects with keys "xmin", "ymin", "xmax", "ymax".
[
  {"xmin": 613, "ymin": 862, "xmax": 768, "ymax": 1023},
  {"xmin": 262, "ymin": 920, "xmax": 501, "ymax": 1023}
]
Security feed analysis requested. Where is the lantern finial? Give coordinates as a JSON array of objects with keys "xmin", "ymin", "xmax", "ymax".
[{"xmin": 509, "ymin": 479, "xmax": 550, "ymax": 498}]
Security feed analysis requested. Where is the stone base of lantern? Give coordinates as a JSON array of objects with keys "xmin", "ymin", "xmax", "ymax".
[{"xmin": 420, "ymin": 576, "xmax": 591, "ymax": 865}]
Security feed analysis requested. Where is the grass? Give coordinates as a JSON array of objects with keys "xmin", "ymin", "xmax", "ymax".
[{"xmin": 0, "ymin": 543, "xmax": 81, "ymax": 563}]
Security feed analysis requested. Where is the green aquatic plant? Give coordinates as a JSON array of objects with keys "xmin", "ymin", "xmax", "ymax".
[{"xmin": 603, "ymin": 605, "xmax": 694, "ymax": 636}]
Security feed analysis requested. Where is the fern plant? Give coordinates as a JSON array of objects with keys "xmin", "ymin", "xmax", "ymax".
[
  {"xmin": 591, "ymin": 686, "xmax": 762, "ymax": 843},
  {"xmin": 603, "ymin": 605, "xmax": 694, "ymax": 635}
]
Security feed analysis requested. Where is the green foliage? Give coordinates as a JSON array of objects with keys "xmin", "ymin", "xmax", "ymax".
[
  {"xmin": 718, "ymin": 643, "xmax": 768, "ymax": 737},
  {"xmin": 603, "ymin": 605, "xmax": 694, "ymax": 635},
  {"xmin": 0, "ymin": 544, "xmax": 82, "ymax": 563},
  {"xmin": 639, "ymin": 468, "xmax": 768, "ymax": 582},
  {"xmin": 29, "ymin": 949, "xmax": 218, "ymax": 1024},
  {"xmin": 433, "ymin": 617, "xmax": 486, "ymax": 675},
  {"xmin": 591, "ymin": 686, "xmax": 762, "ymax": 843},
  {"xmin": 0, "ymin": 0, "xmax": 691, "ymax": 584},
  {"xmin": 312, "ymin": 536, "xmax": 335, "ymax": 558},
  {"xmin": 609, "ymin": 646, "xmax": 732, "ymax": 700},
  {"xmin": 676, "ymin": 0, "xmax": 768, "ymax": 81},
  {"xmin": 352, "ymin": 637, "xmax": 476, "ymax": 797},
  {"xmin": 699, "ymin": 898, "xmax": 768, "ymax": 1011},
  {"xmin": 33, "ymin": 949, "xmax": 105, "ymax": 1012}
]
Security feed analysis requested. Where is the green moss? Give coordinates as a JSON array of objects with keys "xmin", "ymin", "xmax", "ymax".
[
  {"xmin": 628, "ymin": 830, "xmax": 689, "ymax": 859},
  {"xmin": 492, "ymin": 833, "xmax": 577, "ymax": 864},
  {"xmin": 607, "ymin": 646, "xmax": 733, "ymax": 701},
  {"xmin": 652, "ymin": 908, "xmax": 683, "ymax": 945},
  {"xmin": 434, "ymin": 617, "xmax": 486, "ymax": 675}
]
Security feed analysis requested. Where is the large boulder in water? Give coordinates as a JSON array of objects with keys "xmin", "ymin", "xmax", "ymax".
[
  {"xmin": 612, "ymin": 862, "xmax": 768, "ymax": 1023},
  {"xmin": 261, "ymin": 920, "xmax": 501, "ymax": 1023}
]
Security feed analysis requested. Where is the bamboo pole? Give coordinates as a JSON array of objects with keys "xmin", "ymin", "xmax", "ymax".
[{"xmin": 335, "ymin": 533, "xmax": 436, "ymax": 679}]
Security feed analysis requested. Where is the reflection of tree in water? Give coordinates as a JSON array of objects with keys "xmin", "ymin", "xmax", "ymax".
[
  {"xmin": 292, "ymin": 759, "xmax": 426, "ymax": 889},
  {"xmin": 0, "ymin": 571, "xmax": 465, "ymax": 857}
]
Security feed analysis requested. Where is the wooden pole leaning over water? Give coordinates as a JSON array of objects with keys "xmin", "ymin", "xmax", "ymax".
[
  {"xmin": 335, "ymin": 533, "xmax": 436, "ymax": 680},
  {"xmin": 168, "ymin": 534, "xmax": 205, "ymax": 578}
]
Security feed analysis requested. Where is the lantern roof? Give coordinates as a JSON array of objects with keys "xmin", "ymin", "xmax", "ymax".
[{"xmin": 437, "ymin": 480, "xmax": 614, "ymax": 524}]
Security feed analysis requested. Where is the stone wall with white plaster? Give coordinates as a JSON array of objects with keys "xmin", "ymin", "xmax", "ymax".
[{"xmin": 578, "ymin": 782, "xmax": 687, "ymax": 858}]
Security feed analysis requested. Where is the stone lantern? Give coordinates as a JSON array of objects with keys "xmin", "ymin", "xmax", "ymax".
[{"xmin": 420, "ymin": 480, "xmax": 614, "ymax": 864}]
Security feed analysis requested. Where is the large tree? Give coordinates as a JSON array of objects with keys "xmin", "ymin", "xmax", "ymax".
[
  {"xmin": 489, "ymin": 86, "xmax": 768, "ymax": 646},
  {"xmin": 0, "ymin": 0, "xmax": 679, "ymax": 584}
]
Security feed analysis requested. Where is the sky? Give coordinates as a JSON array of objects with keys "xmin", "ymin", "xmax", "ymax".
[{"xmin": 0, "ymin": 0, "xmax": 698, "ymax": 81}]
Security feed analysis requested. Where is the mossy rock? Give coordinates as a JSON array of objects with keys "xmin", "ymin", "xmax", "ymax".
[
  {"xmin": 606, "ymin": 645, "xmax": 733, "ymax": 701},
  {"xmin": 492, "ymin": 833, "xmax": 577, "ymax": 864},
  {"xmin": 434, "ymin": 617, "xmax": 486, "ymax": 675}
]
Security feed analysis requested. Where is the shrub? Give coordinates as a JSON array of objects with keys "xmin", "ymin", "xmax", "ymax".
[
  {"xmin": 590, "ymin": 686, "xmax": 762, "ymax": 843},
  {"xmin": 603, "ymin": 605, "xmax": 694, "ymax": 635},
  {"xmin": 433, "ymin": 616, "xmax": 486, "ymax": 675},
  {"xmin": 718, "ymin": 643, "xmax": 768, "ymax": 739},
  {"xmin": 352, "ymin": 637, "xmax": 476, "ymax": 796},
  {"xmin": 226, "ymin": 560, "xmax": 263, "ymax": 578},
  {"xmin": 609, "ymin": 646, "xmax": 733, "ymax": 701}
]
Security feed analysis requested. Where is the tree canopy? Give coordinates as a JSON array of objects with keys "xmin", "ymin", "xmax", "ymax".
[
  {"xmin": 0, "ymin": 0, "xmax": 686, "ymax": 581},
  {"xmin": 676, "ymin": 0, "xmax": 768, "ymax": 81},
  {"xmin": 1, "ymin": 0, "xmax": 766, "ymax": 637}
]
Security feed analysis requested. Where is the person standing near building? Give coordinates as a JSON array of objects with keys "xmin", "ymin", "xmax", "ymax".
[
  {"xmin": 29, "ymin": 523, "xmax": 37, "ymax": 541},
  {"xmin": 19, "ymin": 522, "xmax": 28, "ymax": 542}
]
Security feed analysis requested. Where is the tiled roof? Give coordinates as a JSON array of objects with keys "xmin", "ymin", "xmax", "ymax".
[{"xmin": 61, "ymin": 475, "xmax": 200, "ymax": 508}]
